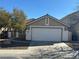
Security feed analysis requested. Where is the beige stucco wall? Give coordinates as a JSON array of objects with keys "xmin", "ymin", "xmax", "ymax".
[
  {"xmin": 62, "ymin": 31, "xmax": 68, "ymax": 41},
  {"xmin": 26, "ymin": 30, "xmax": 31, "ymax": 40},
  {"xmin": 62, "ymin": 30, "xmax": 72, "ymax": 42},
  {"xmin": 74, "ymin": 23, "xmax": 79, "ymax": 31}
]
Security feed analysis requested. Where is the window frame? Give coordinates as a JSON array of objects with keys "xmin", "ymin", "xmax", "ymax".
[{"xmin": 45, "ymin": 18, "xmax": 49, "ymax": 25}]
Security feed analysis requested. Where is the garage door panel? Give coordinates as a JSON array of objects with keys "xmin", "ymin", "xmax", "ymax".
[{"xmin": 32, "ymin": 28, "xmax": 62, "ymax": 41}]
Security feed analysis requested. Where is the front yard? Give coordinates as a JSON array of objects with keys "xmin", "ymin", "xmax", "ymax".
[{"xmin": 0, "ymin": 42, "xmax": 79, "ymax": 59}]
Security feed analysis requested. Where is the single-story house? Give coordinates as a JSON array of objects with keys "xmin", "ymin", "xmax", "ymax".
[{"xmin": 26, "ymin": 14, "xmax": 72, "ymax": 42}]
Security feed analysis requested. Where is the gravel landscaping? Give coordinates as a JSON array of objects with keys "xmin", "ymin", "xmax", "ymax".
[{"xmin": 0, "ymin": 43, "xmax": 78, "ymax": 59}]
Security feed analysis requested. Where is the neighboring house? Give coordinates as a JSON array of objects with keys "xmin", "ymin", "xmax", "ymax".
[
  {"xmin": 61, "ymin": 11, "xmax": 79, "ymax": 27},
  {"xmin": 26, "ymin": 14, "xmax": 71, "ymax": 42},
  {"xmin": 61, "ymin": 11, "xmax": 79, "ymax": 41}
]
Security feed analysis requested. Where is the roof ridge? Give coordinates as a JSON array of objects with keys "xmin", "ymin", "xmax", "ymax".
[
  {"xmin": 26, "ymin": 14, "xmax": 69, "ymax": 27},
  {"xmin": 60, "ymin": 11, "xmax": 79, "ymax": 20}
]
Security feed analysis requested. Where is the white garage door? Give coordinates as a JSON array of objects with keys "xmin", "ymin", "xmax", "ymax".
[{"xmin": 31, "ymin": 27, "xmax": 62, "ymax": 41}]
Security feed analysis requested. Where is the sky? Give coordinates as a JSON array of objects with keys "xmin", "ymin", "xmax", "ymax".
[{"xmin": 0, "ymin": 0, "xmax": 79, "ymax": 19}]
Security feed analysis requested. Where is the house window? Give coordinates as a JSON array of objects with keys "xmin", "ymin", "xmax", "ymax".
[{"xmin": 45, "ymin": 18, "xmax": 49, "ymax": 25}]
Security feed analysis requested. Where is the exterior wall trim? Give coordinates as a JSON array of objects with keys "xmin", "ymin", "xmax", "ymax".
[{"xmin": 30, "ymin": 26, "xmax": 65, "ymax": 29}]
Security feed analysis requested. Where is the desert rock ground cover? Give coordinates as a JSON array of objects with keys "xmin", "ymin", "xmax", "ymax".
[{"xmin": 0, "ymin": 43, "xmax": 78, "ymax": 59}]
